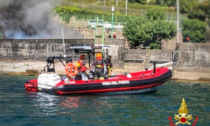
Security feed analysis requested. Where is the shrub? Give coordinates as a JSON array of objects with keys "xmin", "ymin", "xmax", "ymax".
[
  {"xmin": 54, "ymin": 6, "xmax": 129, "ymax": 23},
  {"xmin": 206, "ymin": 30, "xmax": 210, "ymax": 42},
  {"xmin": 123, "ymin": 17, "xmax": 149, "ymax": 48},
  {"xmin": 123, "ymin": 11, "xmax": 176, "ymax": 49},
  {"xmin": 182, "ymin": 18, "xmax": 207, "ymax": 43},
  {"xmin": 146, "ymin": 9, "xmax": 165, "ymax": 20}
]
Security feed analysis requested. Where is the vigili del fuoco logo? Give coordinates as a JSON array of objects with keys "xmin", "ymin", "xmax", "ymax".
[{"xmin": 168, "ymin": 98, "xmax": 198, "ymax": 126}]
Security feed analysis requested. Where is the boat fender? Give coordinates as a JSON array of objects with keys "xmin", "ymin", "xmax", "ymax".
[{"xmin": 127, "ymin": 74, "xmax": 132, "ymax": 78}]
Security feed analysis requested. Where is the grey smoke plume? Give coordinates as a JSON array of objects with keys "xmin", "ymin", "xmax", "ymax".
[{"xmin": 0, "ymin": 0, "xmax": 83, "ymax": 39}]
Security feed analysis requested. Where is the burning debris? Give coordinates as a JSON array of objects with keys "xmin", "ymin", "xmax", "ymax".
[{"xmin": 0, "ymin": 0, "xmax": 83, "ymax": 39}]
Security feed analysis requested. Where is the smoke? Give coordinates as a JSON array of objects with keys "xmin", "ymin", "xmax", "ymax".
[{"xmin": 0, "ymin": 0, "xmax": 83, "ymax": 39}]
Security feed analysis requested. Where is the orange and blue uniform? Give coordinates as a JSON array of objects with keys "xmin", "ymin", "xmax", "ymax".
[
  {"xmin": 92, "ymin": 53, "xmax": 104, "ymax": 80},
  {"xmin": 76, "ymin": 55, "xmax": 89, "ymax": 73}
]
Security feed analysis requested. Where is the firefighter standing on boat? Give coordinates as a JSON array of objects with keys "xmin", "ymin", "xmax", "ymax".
[
  {"xmin": 92, "ymin": 53, "xmax": 105, "ymax": 80},
  {"xmin": 106, "ymin": 55, "xmax": 113, "ymax": 76}
]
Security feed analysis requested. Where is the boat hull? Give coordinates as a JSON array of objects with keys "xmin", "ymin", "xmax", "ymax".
[
  {"xmin": 55, "ymin": 69, "xmax": 172, "ymax": 95},
  {"xmin": 25, "ymin": 68, "xmax": 172, "ymax": 95}
]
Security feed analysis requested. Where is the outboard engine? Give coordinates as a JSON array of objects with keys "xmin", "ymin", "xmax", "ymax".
[{"xmin": 37, "ymin": 73, "xmax": 61, "ymax": 91}]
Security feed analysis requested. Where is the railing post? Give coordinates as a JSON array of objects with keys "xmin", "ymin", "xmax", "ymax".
[{"xmin": 153, "ymin": 61, "xmax": 156, "ymax": 73}]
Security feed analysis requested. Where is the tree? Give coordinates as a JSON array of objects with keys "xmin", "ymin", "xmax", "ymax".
[
  {"xmin": 129, "ymin": 0, "xmax": 176, "ymax": 6},
  {"xmin": 206, "ymin": 30, "xmax": 210, "ymax": 42},
  {"xmin": 155, "ymin": 0, "xmax": 176, "ymax": 7},
  {"xmin": 188, "ymin": 1, "xmax": 210, "ymax": 21},
  {"xmin": 146, "ymin": 9, "xmax": 165, "ymax": 20},
  {"xmin": 123, "ymin": 17, "xmax": 149, "ymax": 48},
  {"xmin": 179, "ymin": 1, "xmax": 209, "ymax": 43},
  {"xmin": 182, "ymin": 18, "xmax": 207, "ymax": 42},
  {"xmin": 180, "ymin": 0, "xmax": 198, "ymax": 14},
  {"xmin": 180, "ymin": 0, "xmax": 210, "ymax": 21},
  {"xmin": 123, "ymin": 10, "xmax": 176, "ymax": 49},
  {"xmin": 149, "ymin": 20, "xmax": 176, "ymax": 49},
  {"xmin": 135, "ymin": 0, "xmax": 147, "ymax": 4}
]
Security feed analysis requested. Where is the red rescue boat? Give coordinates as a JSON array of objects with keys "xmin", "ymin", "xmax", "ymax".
[
  {"xmin": 25, "ymin": 67, "xmax": 171, "ymax": 95},
  {"xmin": 24, "ymin": 46, "xmax": 172, "ymax": 95}
]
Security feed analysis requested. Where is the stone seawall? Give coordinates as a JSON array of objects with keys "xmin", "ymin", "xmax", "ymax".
[
  {"xmin": 0, "ymin": 39, "xmax": 125, "ymax": 68},
  {"xmin": 0, "ymin": 39, "xmax": 94, "ymax": 60},
  {"xmin": 173, "ymin": 43, "xmax": 210, "ymax": 80},
  {"xmin": 1, "ymin": 39, "xmax": 210, "ymax": 81},
  {"xmin": 124, "ymin": 49, "xmax": 173, "ymax": 62},
  {"xmin": 175, "ymin": 43, "xmax": 210, "ymax": 68}
]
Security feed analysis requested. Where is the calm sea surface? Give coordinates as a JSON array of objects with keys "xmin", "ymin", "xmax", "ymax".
[{"xmin": 0, "ymin": 74, "xmax": 210, "ymax": 126}]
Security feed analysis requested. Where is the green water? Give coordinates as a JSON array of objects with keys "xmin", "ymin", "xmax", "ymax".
[{"xmin": 0, "ymin": 75, "xmax": 209, "ymax": 126}]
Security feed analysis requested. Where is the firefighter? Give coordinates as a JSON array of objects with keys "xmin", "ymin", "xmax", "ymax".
[
  {"xmin": 113, "ymin": 32, "xmax": 116, "ymax": 38},
  {"xmin": 92, "ymin": 53, "xmax": 104, "ymax": 80},
  {"xmin": 106, "ymin": 55, "xmax": 113, "ymax": 76},
  {"xmin": 76, "ymin": 55, "xmax": 90, "ymax": 73}
]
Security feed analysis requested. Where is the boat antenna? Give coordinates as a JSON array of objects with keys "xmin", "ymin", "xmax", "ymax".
[{"xmin": 62, "ymin": 26, "xmax": 66, "ymax": 57}]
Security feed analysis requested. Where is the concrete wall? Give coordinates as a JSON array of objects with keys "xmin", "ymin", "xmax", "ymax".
[
  {"xmin": 123, "ymin": 43, "xmax": 210, "ymax": 80},
  {"xmin": 124, "ymin": 49, "xmax": 173, "ymax": 62},
  {"xmin": 0, "ymin": 26, "xmax": 3, "ymax": 39},
  {"xmin": 2, "ymin": 39, "xmax": 210, "ymax": 80},
  {"xmin": 0, "ymin": 39, "xmax": 94, "ymax": 60},
  {"xmin": 173, "ymin": 43, "xmax": 210, "ymax": 80},
  {"xmin": 175, "ymin": 43, "xmax": 210, "ymax": 69},
  {"xmin": 0, "ymin": 39, "xmax": 125, "ymax": 68},
  {"xmin": 0, "ymin": 38, "xmax": 173, "ymax": 64}
]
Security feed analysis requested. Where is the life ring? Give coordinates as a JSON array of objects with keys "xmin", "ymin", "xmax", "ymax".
[{"xmin": 65, "ymin": 63, "xmax": 78, "ymax": 77}]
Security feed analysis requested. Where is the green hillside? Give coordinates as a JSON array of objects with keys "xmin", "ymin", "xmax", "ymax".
[{"xmin": 61, "ymin": 0, "xmax": 176, "ymax": 13}]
